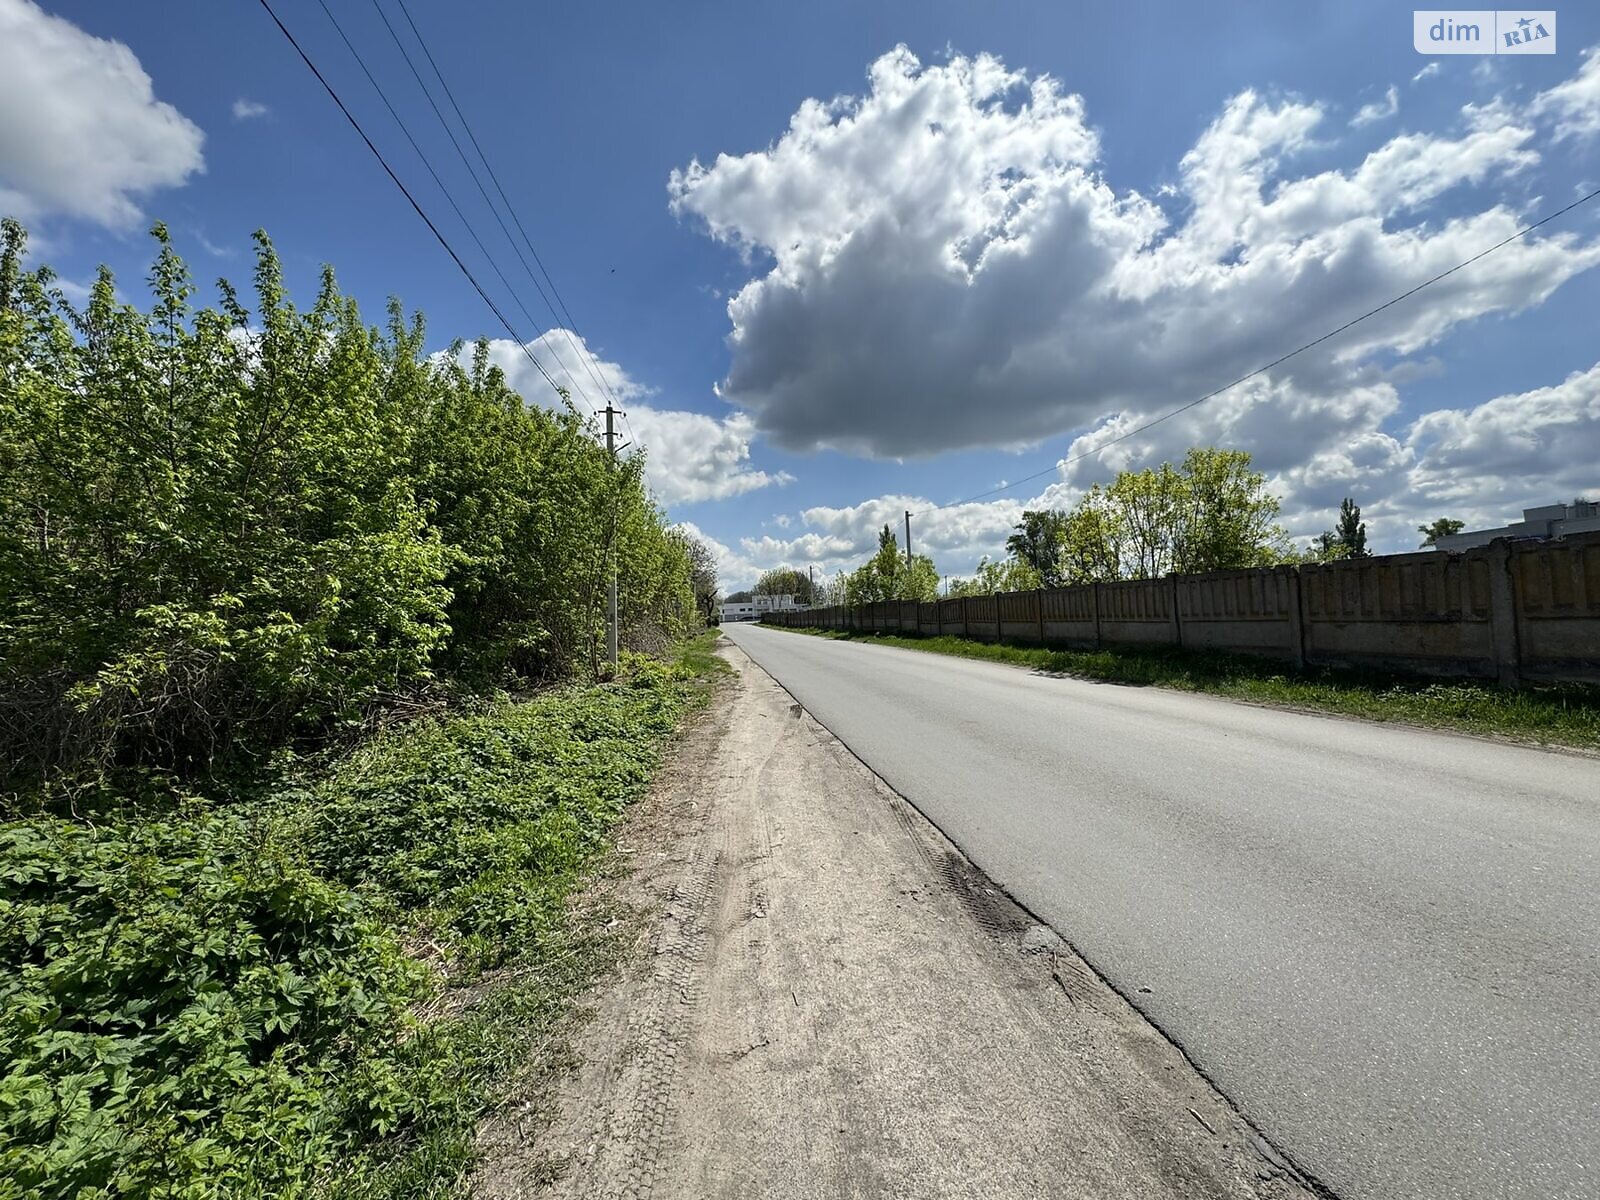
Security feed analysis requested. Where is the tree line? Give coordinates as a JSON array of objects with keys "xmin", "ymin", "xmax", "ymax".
[
  {"xmin": 748, "ymin": 448, "xmax": 1472, "ymax": 604},
  {"xmin": 0, "ymin": 220, "xmax": 710, "ymax": 788}
]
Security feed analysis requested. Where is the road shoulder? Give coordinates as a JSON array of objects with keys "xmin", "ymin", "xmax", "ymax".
[{"xmin": 473, "ymin": 638, "xmax": 1316, "ymax": 1199}]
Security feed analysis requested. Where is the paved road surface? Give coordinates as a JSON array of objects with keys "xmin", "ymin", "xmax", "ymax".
[{"xmin": 722, "ymin": 623, "xmax": 1600, "ymax": 1200}]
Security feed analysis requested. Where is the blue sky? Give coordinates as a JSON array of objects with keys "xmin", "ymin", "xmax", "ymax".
[{"xmin": 4, "ymin": 0, "xmax": 1599, "ymax": 590}]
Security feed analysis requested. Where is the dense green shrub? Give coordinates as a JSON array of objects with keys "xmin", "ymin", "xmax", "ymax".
[
  {"xmin": 0, "ymin": 661, "xmax": 701, "ymax": 1198},
  {"xmin": 308, "ymin": 660, "xmax": 684, "ymax": 970},
  {"xmin": 0, "ymin": 220, "xmax": 696, "ymax": 787},
  {"xmin": 0, "ymin": 213, "xmax": 710, "ymax": 1195},
  {"xmin": 0, "ymin": 814, "xmax": 429, "ymax": 1198}
]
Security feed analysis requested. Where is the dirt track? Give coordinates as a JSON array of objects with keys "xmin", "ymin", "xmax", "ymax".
[{"xmin": 474, "ymin": 639, "xmax": 1316, "ymax": 1199}]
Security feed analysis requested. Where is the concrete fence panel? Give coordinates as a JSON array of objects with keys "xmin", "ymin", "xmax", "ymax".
[
  {"xmin": 1299, "ymin": 549, "xmax": 1496, "ymax": 678},
  {"xmin": 1041, "ymin": 586, "xmax": 1098, "ymax": 647},
  {"xmin": 753, "ymin": 531, "xmax": 1599, "ymax": 686},
  {"xmin": 1177, "ymin": 567, "xmax": 1298, "ymax": 661},
  {"xmin": 938, "ymin": 597, "xmax": 966, "ymax": 638},
  {"xmin": 997, "ymin": 589, "xmax": 1043, "ymax": 643},
  {"xmin": 1098, "ymin": 578, "xmax": 1177, "ymax": 647},
  {"xmin": 967, "ymin": 594, "xmax": 1000, "ymax": 642},
  {"xmin": 1513, "ymin": 535, "xmax": 1600, "ymax": 683},
  {"xmin": 899, "ymin": 600, "xmax": 919, "ymax": 632}
]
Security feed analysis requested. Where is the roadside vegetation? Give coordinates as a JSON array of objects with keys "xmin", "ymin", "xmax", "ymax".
[
  {"xmin": 769, "ymin": 628, "xmax": 1600, "ymax": 751},
  {"xmin": 0, "ymin": 219, "xmax": 725, "ymax": 1198}
]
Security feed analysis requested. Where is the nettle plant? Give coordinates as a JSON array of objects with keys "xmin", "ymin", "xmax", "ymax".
[{"xmin": 0, "ymin": 814, "xmax": 432, "ymax": 1197}]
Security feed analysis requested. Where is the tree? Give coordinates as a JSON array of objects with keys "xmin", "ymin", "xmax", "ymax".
[
  {"xmin": 1007, "ymin": 448, "xmax": 1290, "ymax": 584},
  {"xmin": 681, "ymin": 532, "xmax": 719, "ymax": 621},
  {"xmin": 725, "ymin": 590, "xmax": 753, "ymax": 603},
  {"xmin": 754, "ymin": 566, "xmax": 814, "ymax": 605},
  {"xmin": 1301, "ymin": 531, "xmax": 1352, "ymax": 563},
  {"xmin": 1058, "ymin": 499, "xmax": 1123, "ymax": 583},
  {"xmin": 1170, "ymin": 448, "xmax": 1292, "ymax": 574},
  {"xmin": 946, "ymin": 556, "xmax": 1041, "ymax": 597},
  {"xmin": 0, "ymin": 219, "xmax": 700, "ymax": 781},
  {"xmin": 844, "ymin": 526, "xmax": 939, "ymax": 603},
  {"xmin": 1005, "ymin": 511, "xmax": 1070, "ymax": 586},
  {"xmin": 1334, "ymin": 498, "xmax": 1370, "ymax": 559},
  {"xmin": 1418, "ymin": 517, "xmax": 1465, "ymax": 548}
]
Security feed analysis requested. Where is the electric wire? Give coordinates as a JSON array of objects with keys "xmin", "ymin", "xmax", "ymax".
[
  {"xmin": 302, "ymin": 0, "xmax": 588, "ymax": 417},
  {"xmin": 389, "ymin": 0, "xmax": 628, "ymax": 417},
  {"xmin": 351, "ymin": 0, "xmax": 604, "ymax": 418},
  {"xmin": 385, "ymin": 0, "xmax": 649, "ymax": 490},
  {"xmin": 917, "ymin": 181, "xmax": 1600, "ymax": 516},
  {"xmin": 255, "ymin": 0, "xmax": 574, "ymax": 412}
]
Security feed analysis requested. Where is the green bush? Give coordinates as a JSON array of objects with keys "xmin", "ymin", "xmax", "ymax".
[
  {"xmin": 0, "ymin": 815, "xmax": 430, "ymax": 1198},
  {"xmin": 0, "ymin": 662, "xmax": 700, "ymax": 1198},
  {"xmin": 0, "ymin": 219, "xmax": 697, "ymax": 789},
  {"xmin": 0, "ymin": 213, "xmax": 713, "ymax": 1196}
]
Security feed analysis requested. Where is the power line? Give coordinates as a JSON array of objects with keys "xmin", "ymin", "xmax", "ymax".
[
  {"xmin": 389, "ymin": 0, "xmax": 628, "ymax": 417},
  {"xmin": 381, "ymin": 0, "xmax": 660, "ymax": 493},
  {"xmin": 364, "ymin": 0, "xmax": 603, "ymax": 416},
  {"xmin": 302, "ymin": 0, "xmax": 586, "ymax": 416},
  {"xmin": 255, "ymin": 0, "xmax": 575, "ymax": 412},
  {"xmin": 919, "ymin": 181, "xmax": 1600, "ymax": 516}
]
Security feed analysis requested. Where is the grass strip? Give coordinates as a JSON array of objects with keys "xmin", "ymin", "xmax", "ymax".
[
  {"xmin": 0, "ymin": 633, "xmax": 727, "ymax": 1200},
  {"xmin": 765, "ymin": 626, "xmax": 1600, "ymax": 751}
]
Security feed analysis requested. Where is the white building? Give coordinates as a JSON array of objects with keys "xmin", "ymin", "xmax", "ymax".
[
  {"xmin": 718, "ymin": 593, "xmax": 804, "ymax": 623},
  {"xmin": 1433, "ymin": 500, "xmax": 1600, "ymax": 551}
]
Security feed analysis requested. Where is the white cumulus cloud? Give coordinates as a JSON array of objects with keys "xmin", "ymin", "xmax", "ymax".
[
  {"xmin": 1531, "ymin": 45, "xmax": 1600, "ymax": 141},
  {"xmin": 669, "ymin": 46, "xmax": 1600, "ymax": 462},
  {"xmin": 471, "ymin": 330, "xmax": 793, "ymax": 508},
  {"xmin": 1350, "ymin": 85, "xmax": 1400, "ymax": 128},
  {"xmin": 0, "ymin": 0, "xmax": 204, "ymax": 228},
  {"xmin": 232, "ymin": 98, "xmax": 269, "ymax": 121},
  {"xmin": 734, "ymin": 357, "xmax": 1600, "ymax": 584}
]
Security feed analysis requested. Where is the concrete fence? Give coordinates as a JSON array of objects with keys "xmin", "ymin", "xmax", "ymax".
[{"xmin": 759, "ymin": 532, "xmax": 1600, "ymax": 687}]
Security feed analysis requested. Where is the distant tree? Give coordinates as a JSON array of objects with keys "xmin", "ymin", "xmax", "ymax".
[
  {"xmin": 1015, "ymin": 448, "xmax": 1290, "ymax": 583},
  {"xmin": 725, "ymin": 590, "xmax": 753, "ymax": 603},
  {"xmin": 754, "ymin": 566, "xmax": 814, "ymax": 605},
  {"xmin": 1005, "ymin": 511, "xmax": 1070, "ymax": 586},
  {"xmin": 946, "ymin": 556, "xmax": 1042, "ymax": 597},
  {"xmin": 1172, "ymin": 448, "xmax": 1293, "ymax": 573},
  {"xmin": 680, "ymin": 531, "xmax": 719, "ymax": 622},
  {"xmin": 1058, "ymin": 500, "xmax": 1123, "ymax": 583},
  {"xmin": 1418, "ymin": 517, "xmax": 1465, "ymax": 548},
  {"xmin": 1300, "ymin": 531, "xmax": 1352, "ymax": 563},
  {"xmin": 845, "ymin": 526, "xmax": 939, "ymax": 603},
  {"xmin": 1334, "ymin": 498, "xmax": 1370, "ymax": 559}
]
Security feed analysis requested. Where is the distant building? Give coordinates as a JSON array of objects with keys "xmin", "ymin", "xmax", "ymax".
[
  {"xmin": 1433, "ymin": 499, "xmax": 1600, "ymax": 551},
  {"xmin": 718, "ymin": 592, "xmax": 804, "ymax": 623}
]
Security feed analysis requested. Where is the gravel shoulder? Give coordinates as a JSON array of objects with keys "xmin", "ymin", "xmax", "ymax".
[{"xmin": 472, "ymin": 638, "xmax": 1317, "ymax": 1200}]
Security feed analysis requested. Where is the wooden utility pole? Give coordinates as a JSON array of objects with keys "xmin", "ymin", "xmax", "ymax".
[{"xmin": 604, "ymin": 405, "xmax": 619, "ymax": 669}]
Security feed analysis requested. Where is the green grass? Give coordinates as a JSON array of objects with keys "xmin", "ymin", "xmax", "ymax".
[
  {"xmin": 769, "ymin": 626, "xmax": 1600, "ymax": 751},
  {"xmin": 0, "ymin": 643, "xmax": 725, "ymax": 1200},
  {"xmin": 672, "ymin": 627, "xmax": 734, "ymax": 685}
]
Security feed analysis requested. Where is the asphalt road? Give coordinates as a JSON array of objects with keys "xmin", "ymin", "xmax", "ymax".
[{"xmin": 722, "ymin": 623, "xmax": 1600, "ymax": 1200}]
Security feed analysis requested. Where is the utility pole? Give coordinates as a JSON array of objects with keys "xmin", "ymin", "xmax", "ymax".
[
  {"xmin": 904, "ymin": 510, "xmax": 913, "ymax": 565},
  {"xmin": 603, "ymin": 405, "xmax": 620, "ymax": 670},
  {"xmin": 808, "ymin": 564, "xmax": 815, "ymax": 605}
]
